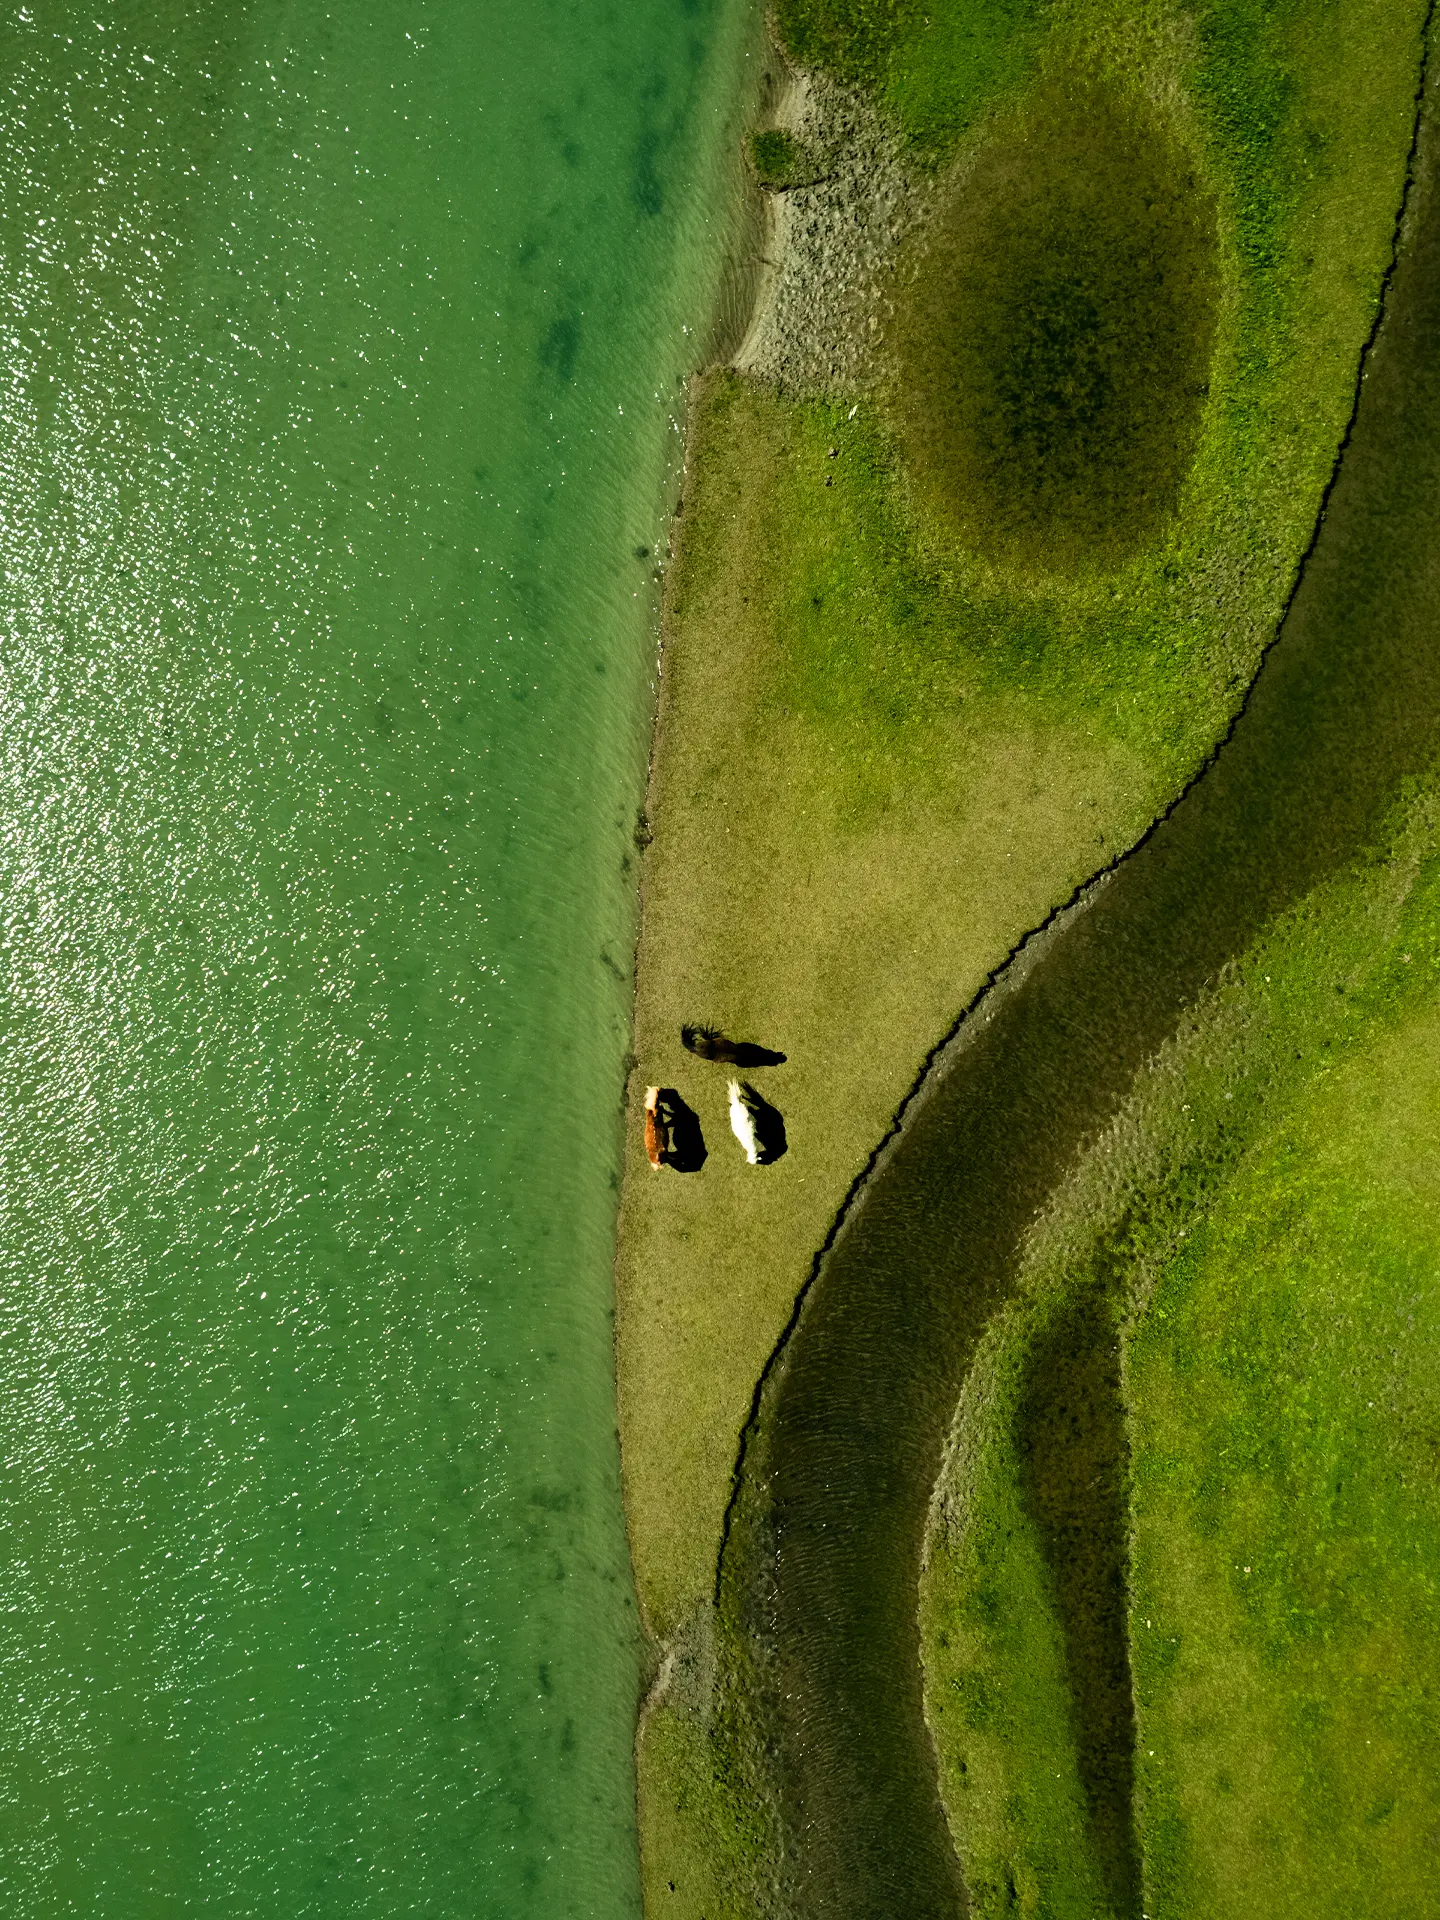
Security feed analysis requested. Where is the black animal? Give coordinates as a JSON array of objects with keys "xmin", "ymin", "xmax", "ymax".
[{"xmin": 681, "ymin": 1024, "xmax": 786, "ymax": 1069}]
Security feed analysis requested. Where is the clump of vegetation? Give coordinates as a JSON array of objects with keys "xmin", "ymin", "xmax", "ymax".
[
  {"xmin": 922, "ymin": 1274, "xmax": 1134, "ymax": 1920},
  {"xmin": 1014, "ymin": 1277, "xmax": 1140, "ymax": 1915},
  {"xmin": 896, "ymin": 80, "xmax": 1221, "ymax": 574},
  {"xmin": 747, "ymin": 126, "xmax": 810, "ymax": 189},
  {"xmin": 772, "ymin": 0, "xmax": 1047, "ymax": 151}
]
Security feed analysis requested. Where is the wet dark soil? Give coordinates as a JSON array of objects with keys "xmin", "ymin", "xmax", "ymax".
[{"xmin": 895, "ymin": 80, "xmax": 1219, "ymax": 574}]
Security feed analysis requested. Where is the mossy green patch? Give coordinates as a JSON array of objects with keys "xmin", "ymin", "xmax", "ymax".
[
  {"xmin": 896, "ymin": 81, "xmax": 1220, "ymax": 574},
  {"xmin": 923, "ymin": 1281, "xmax": 1135, "ymax": 1920},
  {"xmin": 747, "ymin": 126, "xmax": 810, "ymax": 188},
  {"xmin": 772, "ymin": 0, "xmax": 1047, "ymax": 152},
  {"xmin": 1015, "ymin": 1278, "xmax": 1140, "ymax": 1913}
]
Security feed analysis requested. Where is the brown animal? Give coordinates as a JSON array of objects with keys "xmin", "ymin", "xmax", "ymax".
[
  {"xmin": 643, "ymin": 1086, "xmax": 707, "ymax": 1173},
  {"xmin": 643, "ymin": 1086, "xmax": 669, "ymax": 1169}
]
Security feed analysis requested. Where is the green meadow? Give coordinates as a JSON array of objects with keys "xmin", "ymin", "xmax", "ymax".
[
  {"xmin": 616, "ymin": 0, "xmax": 1435, "ymax": 1912},
  {"xmin": 924, "ymin": 786, "xmax": 1440, "ymax": 1918}
]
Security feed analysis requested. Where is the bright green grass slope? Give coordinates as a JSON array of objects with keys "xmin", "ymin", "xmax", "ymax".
[
  {"xmin": 1128, "ymin": 907, "xmax": 1440, "ymax": 1913},
  {"xmin": 923, "ymin": 785, "xmax": 1440, "ymax": 1918}
]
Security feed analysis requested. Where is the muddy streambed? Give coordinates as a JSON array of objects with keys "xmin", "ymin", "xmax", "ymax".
[{"xmin": 718, "ymin": 60, "xmax": 1440, "ymax": 1920}]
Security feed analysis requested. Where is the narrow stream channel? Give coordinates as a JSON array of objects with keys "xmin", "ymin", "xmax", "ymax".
[{"xmin": 720, "ymin": 47, "xmax": 1440, "ymax": 1920}]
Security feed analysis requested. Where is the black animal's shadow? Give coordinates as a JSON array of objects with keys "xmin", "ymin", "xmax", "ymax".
[
  {"xmin": 683, "ymin": 1024, "xmax": 787, "ymax": 1069},
  {"xmin": 654, "ymin": 1087, "xmax": 707, "ymax": 1172},
  {"xmin": 732, "ymin": 1081, "xmax": 787, "ymax": 1165}
]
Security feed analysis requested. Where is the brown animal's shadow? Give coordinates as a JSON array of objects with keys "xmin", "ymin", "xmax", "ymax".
[
  {"xmin": 646, "ymin": 1086, "xmax": 707, "ymax": 1172},
  {"xmin": 683, "ymin": 1024, "xmax": 787, "ymax": 1069}
]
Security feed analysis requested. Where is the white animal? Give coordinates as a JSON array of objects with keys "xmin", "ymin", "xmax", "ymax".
[{"xmin": 729, "ymin": 1079, "xmax": 761, "ymax": 1164}]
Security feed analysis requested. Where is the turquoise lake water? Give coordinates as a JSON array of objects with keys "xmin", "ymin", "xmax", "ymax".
[{"xmin": 0, "ymin": 2, "xmax": 750, "ymax": 1911}]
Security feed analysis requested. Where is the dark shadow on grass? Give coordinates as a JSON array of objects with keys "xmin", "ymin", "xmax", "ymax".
[
  {"xmin": 1016, "ymin": 1273, "xmax": 1140, "ymax": 1920},
  {"xmin": 651, "ymin": 1087, "xmax": 708, "ymax": 1172}
]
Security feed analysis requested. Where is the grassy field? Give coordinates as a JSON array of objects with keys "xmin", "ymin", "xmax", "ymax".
[
  {"xmin": 1128, "ymin": 919, "xmax": 1440, "ymax": 1912},
  {"xmin": 922, "ymin": 785, "xmax": 1440, "ymax": 1916},
  {"xmin": 616, "ymin": 1, "xmax": 1428, "ymax": 1910}
]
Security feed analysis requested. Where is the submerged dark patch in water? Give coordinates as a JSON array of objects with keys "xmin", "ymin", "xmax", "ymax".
[
  {"xmin": 1016, "ymin": 1271, "xmax": 1141, "ymax": 1918},
  {"xmin": 896, "ymin": 82, "xmax": 1219, "ymax": 574},
  {"xmin": 720, "ymin": 57, "xmax": 1437, "ymax": 1920},
  {"xmin": 633, "ymin": 122, "xmax": 667, "ymax": 217},
  {"xmin": 539, "ymin": 311, "xmax": 582, "ymax": 382}
]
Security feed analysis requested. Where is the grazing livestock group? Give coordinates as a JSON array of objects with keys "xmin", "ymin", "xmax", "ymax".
[{"xmin": 645, "ymin": 1027, "xmax": 787, "ymax": 1171}]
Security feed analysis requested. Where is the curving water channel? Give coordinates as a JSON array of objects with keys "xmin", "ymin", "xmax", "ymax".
[{"xmin": 720, "ymin": 47, "xmax": 1440, "ymax": 1920}]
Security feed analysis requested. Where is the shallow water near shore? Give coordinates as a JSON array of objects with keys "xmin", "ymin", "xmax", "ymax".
[{"xmin": 0, "ymin": 1, "xmax": 749, "ymax": 1912}]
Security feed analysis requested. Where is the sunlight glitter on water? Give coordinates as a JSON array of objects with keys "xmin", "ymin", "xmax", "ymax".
[{"xmin": 0, "ymin": 2, "xmax": 751, "ymax": 1912}]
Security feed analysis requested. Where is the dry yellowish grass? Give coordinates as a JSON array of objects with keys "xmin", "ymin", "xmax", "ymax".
[{"xmin": 616, "ymin": 376, "xmax": 1150, "ymax": 1638}]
